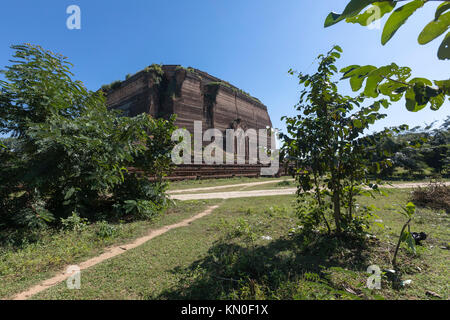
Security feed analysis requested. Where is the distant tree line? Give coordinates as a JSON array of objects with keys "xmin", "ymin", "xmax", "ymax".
[{"xmin": 366, "ymin": 116, "xmax": 450, "ymax": 180}]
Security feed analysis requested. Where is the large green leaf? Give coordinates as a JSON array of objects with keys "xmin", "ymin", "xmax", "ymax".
[
  {"xmin": 343, "ymin": 65, "xmax": 378, "ymax": 91},
  {"xmin": 341, "ymin": 65, "xmax": 362, "ymax": 78},
  {"xmin": 438, "ymin": 32, "xmax": 450, "ymax": 60},
  {"xmin": 346, "ymin": 1, "xmax": 396, "ymax": 26},
  {"xmin": 435, "ymin": 79, "xmax": 450, "ymax": 95},
  {"xmin": 409, "ymin": 77, "xmax": 433, "ymax": 86},
  {"xmin": 405, "ymin": 88, "xmax": 423, "ymax": 112},
  {"xmin": 325, "ymin": 0, "xmax": 375, "ymax": 27},
  {"xmin": 382, "ymin": 0, "xmax": 425, "ymax": 45},
  {"xmin": 405, "ymin": 232, "xmax": 417, "ymax": 254},
  {"xmin": 435, "ymin": 2, "xmax": 450, "ymax": 20},
  {"xmin": 418, "ymin": 12, "xmax": 450, "ymax": 44},
  {"xmin": 363, "ymin": 65, "xmax": 396, "ymax": 98},
  {"xmin": 378, "ymin": 81, "xmax": 408, "ymax": 102},
  {"xmin": 430, "ymin": 92, "xmax": 445, "ymax": 110}
]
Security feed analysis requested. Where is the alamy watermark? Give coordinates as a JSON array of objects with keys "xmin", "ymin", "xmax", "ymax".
[
  {"xmin": 366, "ymin": 265, "xmax": 382, "ymax": 289},
  {"xmin": 66, "ymin": 265, "xmax": 81, "ymax": 289},
  {"xmin": 66, "ymin": 5, "xmax": 81, "ymax": 30},
  {"xmin": 171, "ymin": 121, "xmax": 280, "ymax": 176}
]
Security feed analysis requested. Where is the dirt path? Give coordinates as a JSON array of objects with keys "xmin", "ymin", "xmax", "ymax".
[
  {"xmin": 170, "ymin": 181, "xmax": 450, "ymax": 201},
  {"xmin": 168, "ymin": 179, "xmax": 291, "ymax": 194},
  {"xmin": 10, "ymin": 205, "xmax": 219, "ymax": 300},
  {"xmin": 172, "ymin": 188, "xmax": 296, "ymax": 200}
]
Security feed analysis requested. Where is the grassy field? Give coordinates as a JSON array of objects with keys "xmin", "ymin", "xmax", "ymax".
[
  {"xmin": 169, "ymin": 179, "xmax": 295, "ymax": 195},
  {"xmin": 0, "ymin": 200, "xmax": 216, "ymax": 299},
  {"xmin": 168, "ymin": 176, "xmax": 281, "ymax": 191},
  {"xmin": 15, "ymin": 187, "xmax": 448, "ymax": 300}
]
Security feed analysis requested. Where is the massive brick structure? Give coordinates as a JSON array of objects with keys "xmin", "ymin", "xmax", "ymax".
[
  {"xmin": 105, "ymin": 65, "xmax": 272, "ymax": 132},
  {"xmin": 104, "ymin": 65, "xmax": 278, "ymax": 178}
]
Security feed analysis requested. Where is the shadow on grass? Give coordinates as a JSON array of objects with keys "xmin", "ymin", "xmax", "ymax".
[{"xmin": 154, "ymin": 232, "xmax": 373, "ymax": 300}]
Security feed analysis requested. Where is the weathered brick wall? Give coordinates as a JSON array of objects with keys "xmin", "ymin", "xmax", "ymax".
[{"xmin": 105, "ymin": 65, "xmax": 273, "ymax": 152}]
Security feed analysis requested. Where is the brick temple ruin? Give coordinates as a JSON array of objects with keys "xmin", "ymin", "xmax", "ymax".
[{"xmin": 104, "ymin": 65, "xmax": 277, "ymax": 179}]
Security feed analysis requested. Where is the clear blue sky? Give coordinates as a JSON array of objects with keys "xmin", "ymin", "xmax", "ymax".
[{"xmin": 0, "ymin": 0, "xmax": 448, "ymax": 135}]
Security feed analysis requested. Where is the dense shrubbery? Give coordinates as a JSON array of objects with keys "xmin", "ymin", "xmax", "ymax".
[{"xmin": 0, "ymin": 44, "xmax": 176, "ymax": 231}]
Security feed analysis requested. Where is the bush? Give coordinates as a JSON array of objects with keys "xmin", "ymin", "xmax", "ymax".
[
  {"xmin": 60, "ymin": 212, "xmax": 88, "ymax": 233},
  {"xmin": 95, "ymin": 221, "xmax": 119, "ymax": 239},
  {"xmin": 0, "ymin": 44, "xmax": 176, "ymax": 230},
  {"xmin": 411, "ymin": 182, "xmax": 450, "ymax": 213}
]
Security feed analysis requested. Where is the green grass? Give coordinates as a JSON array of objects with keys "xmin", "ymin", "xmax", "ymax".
[
  {"xmin": 169, "ymin": 179, "xmax": 295, "ymax": 194},
  {"xmin": 0, "ymin": 200, "xmax": 216, "ymax": 299},
  {"xmin": 30, "ymin": 189, "xmax": 449, "ymax": 300},
  {"xmin": 241, "ymin": 179, "xmax": 295, "ymax": 191},
  {"xmin": 168, "ymin": 176, "xmax": 282, "ymax": 191}
]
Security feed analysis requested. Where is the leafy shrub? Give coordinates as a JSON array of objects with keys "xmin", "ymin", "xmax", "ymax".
[
  {"xmin": 411, "ymin": 182, "xmax": 450, "ymax": 213},
  {"xmin": 95, "ymin": 221, "xmax": 119, "ymax": 239},
  {"xmin": 122, "ymin": 200, "xmax": 160, "ymax": 220},
  {"xmin": 0, "ymin": 44, "xmax": 176, "ymax": 230},
  {"xmin": 60, "ymin": 212, "xmax": 88, "ymax": 233}
]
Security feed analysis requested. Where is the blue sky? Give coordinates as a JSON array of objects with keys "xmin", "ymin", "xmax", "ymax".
[{"xmin": 0, "ymin": 0, "xmax": 448, "ymax": 135}]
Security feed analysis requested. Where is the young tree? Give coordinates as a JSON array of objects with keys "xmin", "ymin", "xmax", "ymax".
[{"xmin": 281, "ymin": 46, "xmax": 399, "ymax": 235}]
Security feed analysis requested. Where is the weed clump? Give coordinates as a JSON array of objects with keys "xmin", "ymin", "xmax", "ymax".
[{"xmin": 411, "ymin": 182, "xmax": 449, "ymax": 213}]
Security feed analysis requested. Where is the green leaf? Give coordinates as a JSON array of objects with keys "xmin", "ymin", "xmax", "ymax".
[
  {"xmin": 418, "ymin": 12, "xmax": 450, "ymax": 44},
  {"xmin": 341, "ymin": 65, "xmax": 360, "ymax": 77},
  {"xmin": 405, "ymin": 89, "xmax": 424, "ymax": 112},
  {"xmin": 64, "ymin": 187, "xmax": 76, "ymax": 200},
  {"xmin": 37, "ymin": 210, "xmax": 55, "ymax": 223},
  {"xmin": 378, "ymin": 81, "xmax": 407, "ymax": 101},
  {"xmin": 346, "ymin": 1, "xmax": 396, "ymax": 26},
  {"xmin": 406, "ymin": 232, "xmax": 417, "ymax": 254},
  {"xmin": 334, "ymin": 45, "xmax": 343, "ymax": 53},
  {"xmin": 325, "ymin": 0, "xmax": 375, "ymax": 27},
  {"xmin": 400, "ymin": 230, "xmax": 409, "ymax": 241},
  {"xmin": 382, "ymin": 0, "xmax": 425, "ymax": 45},
  {"xmin": 347, "ymin": 65, "xmax": 378, "ymax": 91},
  {"xmin": 353, "ymin": 119, "xmax": 363, "ymax": 128},
  {"xmin": 438, "ymin": 32, "xmax": 450, "ymax": 60},
  {"xmin": 363, "ymin": 65, "xmax": 395, "ymax": 98},
  {"xmin": 409, "ymin": 77, "xmax": 433, "ymax": 86},
  {"xmin": 325, "ymin": 12, "xmax": 342, "ymax": 28},
  {"xmin": 435, "ymin": 2, "xmax": 450, "ymax": 20},
  {"xmin": 403, "ymin": 202, "xmax": 416, "ymax": 217},
  {"xmin": 429, "ymin": 92, "xmax": 445, "ymax": 110}
]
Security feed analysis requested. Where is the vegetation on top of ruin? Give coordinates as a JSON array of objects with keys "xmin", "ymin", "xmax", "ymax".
[
  {"xmin": 101, "ymin": 64, "xmax": 164, "ymax": 92},
  {"xmin": 174, "ymin": 65, "xmax": 264, "ymax": 105},
  {"xmin": 101, "ymin": 63, "xmax": 266, "ymax": 109},
  {"xmin": 205, "ymin": 81, "xmax": 262, "ymax": 105}
]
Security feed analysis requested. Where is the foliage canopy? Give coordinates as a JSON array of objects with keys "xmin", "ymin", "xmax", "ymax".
[
  {"xmin": 325, "ymin": 1, "xmax": 449, "ymax": 111},
  {"xmin": 0, "ymin": 44, "xmax": 176, "ymax": 230}
]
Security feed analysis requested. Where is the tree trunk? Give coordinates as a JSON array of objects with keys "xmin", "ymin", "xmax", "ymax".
[
  {"xmin": 331, "ymin": 172, "xmax": 342, "ymax": 234},
  {"xmin": 333, "ymin": 189, "xmax": 342, "ymax": 234}
]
